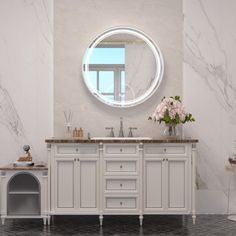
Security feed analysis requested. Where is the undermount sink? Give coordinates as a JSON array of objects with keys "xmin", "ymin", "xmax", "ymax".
[{"xmin": 91, "ymin": 137, "xmax": 152, "ymax": 140}]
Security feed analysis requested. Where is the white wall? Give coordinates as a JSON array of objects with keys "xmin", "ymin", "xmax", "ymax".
[
  {"xmin": 54, "ymin": 0, "xmax": 183, "ymax": 138},
  {"xmin": 183, "ymin": 0, "xmax": 236, "ymax": 213},
  {"xmin": 0, "ymin": 0, "xmax": 53, "ymax": 165}
]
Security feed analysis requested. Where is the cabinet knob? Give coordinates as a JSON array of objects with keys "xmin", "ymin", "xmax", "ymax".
[
  {"xmin": 76, "ymin": 148, "xmax": 79, "ymax": 152},
  {"xmin": 120, "ymin": 148, "xmax": 123, "ymax": 152},
  {"xmin": 120, "ymin": 201, "xmax": 123, "ymax": 206},
  {"xmin": 120, "ymin": 183, "xmax": 123, "ymax": 187},
  {"xmin": 120, "ymin": 165, "xmax": 123, "ymax": 169},
  {"xmin": 164, "ymin": 148, "xmax": 167, "ymax": 152},
  {"xmin": 77, "ymin": 158, "xmax": 80, "ymax": 162},
  {"xmin": 74, "ymin": 158, "xmax": 76, "ymax": 161}
]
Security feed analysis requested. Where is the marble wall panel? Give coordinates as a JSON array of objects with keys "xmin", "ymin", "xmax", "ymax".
[
  {"xmin": 0, "ymin": 0, "xmax": 53, "ymax": 165},
  {"xmin": 183, "ymin": 0, "xmax": 236, "ymax": 213}
]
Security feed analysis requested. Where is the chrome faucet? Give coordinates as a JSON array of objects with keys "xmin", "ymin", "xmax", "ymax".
[
  {"xmin": 128, "ymin": 127, "xmax": 137, "ymax": 137},
  {"xmin": 118, "ymin": 117, "xmax": 124, "ymax": 137},
  {"xmin": 105, "ymin": 127, "xmax": 115, "ymax": 137}
]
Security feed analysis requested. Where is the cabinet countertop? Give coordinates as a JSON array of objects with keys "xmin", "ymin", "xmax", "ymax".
[
  {"xmin": 45, "ymin": 138, "xmax": 198, "ymax": 144},
  {"xmin": 0, "ymin": 164, "xmax": 48, "ymax": 171}
]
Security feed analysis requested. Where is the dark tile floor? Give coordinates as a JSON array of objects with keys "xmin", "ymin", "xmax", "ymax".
[{"xmin": 0, "ymin": 215, "xmax": 235, "ymax": 236}]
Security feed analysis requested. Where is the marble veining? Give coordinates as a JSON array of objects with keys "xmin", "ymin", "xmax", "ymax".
[
  {"xmin": 0, "ymin": 0, "xmax": 53, "ymax": 166},
  {"xmin": 184, "ymin": 0, "xmax": 236, "ymax": 213},
  {"xmin": 0, "ymin": 81, "xmax": 31, "ymax": 154},
  {"xmin": 184, "ymin": 0, "xmax": 236, "ymax": 122}
]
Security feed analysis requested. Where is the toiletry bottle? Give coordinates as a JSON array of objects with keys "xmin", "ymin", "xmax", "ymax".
[
  {"xmin": 80, "ymin": 128, "xmax": 83, "ymax": 138},
  {"xmin": 77, "ymin": 128, "xmax": 81, "ymax": 138},
  {"xmin": 73, "ymin": 128, "xmax": 77, "ymax": 137}
]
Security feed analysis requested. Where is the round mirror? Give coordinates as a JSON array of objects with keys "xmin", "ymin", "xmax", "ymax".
[{"xmin": 82, "ymin": 27, "xmax": 164, "ymax": 108}]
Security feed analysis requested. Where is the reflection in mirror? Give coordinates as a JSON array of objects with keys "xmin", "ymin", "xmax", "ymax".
[{"xmin": 82, "ymin": 27, "xmax": 164, "ymax": 107}]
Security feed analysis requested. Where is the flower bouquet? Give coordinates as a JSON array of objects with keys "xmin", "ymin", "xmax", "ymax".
[{"xmin": 149, "ymin": 96, "xmax": 195, "ymax": 138}]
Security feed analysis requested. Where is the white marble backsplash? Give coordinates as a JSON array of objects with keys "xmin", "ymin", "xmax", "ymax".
[
  {"xmin": 184, "ymin": 0, "xmax": 236, "ymax": 213},
  {"xmin": 0, "ymin": 0, "xmax": 53, "ymax": 165}
]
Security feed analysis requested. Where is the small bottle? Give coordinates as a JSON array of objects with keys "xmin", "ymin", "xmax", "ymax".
[
  {"xmin": 80, "ymin": 128, "xmax": 83, "ymax": 138},
  {"xmin": 73, "ymin": 128, "xmax": 77, "ymax": 137},
  {"xmin": 77, "ymin": 128, "xmax": 81, "ymax": 138}
]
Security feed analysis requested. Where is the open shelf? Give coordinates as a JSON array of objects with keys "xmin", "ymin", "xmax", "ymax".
[{"xmin": 7, "ymin": 173, "xmax": 40, "ymax": 216}]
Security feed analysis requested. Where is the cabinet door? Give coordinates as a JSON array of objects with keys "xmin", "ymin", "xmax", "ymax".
[
  {"xmin": 55, "ymin": 159, "xmax": 75, "ymax": 209},
  {"xmin": 166, "ymin": 157, "xmax": 189, "ymax": 211},
  {"xmin": 79, "ymin": 159, "xmax": 98, "ymax": 209},
  {"xmin": 144, "ymin": 158, "xmax": 165, "ymax": 212}
]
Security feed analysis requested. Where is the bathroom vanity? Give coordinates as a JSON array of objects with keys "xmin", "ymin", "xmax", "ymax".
[{"xmin": 45, "ymin": 138, "xmax": 198, "ymax": 226}]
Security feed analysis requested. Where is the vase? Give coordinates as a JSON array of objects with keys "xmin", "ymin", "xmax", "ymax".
[{"xmin": 163, "ymin": 123, "xmax": 179, "ymax": 139}]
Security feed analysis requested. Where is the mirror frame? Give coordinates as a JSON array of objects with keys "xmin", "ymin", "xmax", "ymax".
[{"xmin": 82, "ymin": 27, "xmax": 164, "ymax": 108}]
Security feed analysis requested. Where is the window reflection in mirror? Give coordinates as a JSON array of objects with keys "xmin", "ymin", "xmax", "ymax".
[{"xmin": 88, "ymin": 46, "xmax": 125, "ymax": 101}]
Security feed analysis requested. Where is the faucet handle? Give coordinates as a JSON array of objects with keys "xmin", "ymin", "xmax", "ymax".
[
  {"xmin": 128, "ymin": 127, "xmax": 138, "ymax": 137},
  {"xmin": 105, "ymin": 127, "xmax": 115, "ymax": 137}
]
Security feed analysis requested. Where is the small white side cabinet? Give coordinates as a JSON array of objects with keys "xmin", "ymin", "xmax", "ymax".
[
  {"xmin": 46, "ymin": 140, "xmax": 197, "ymax": 226},
  {"xmin": 0, "ymin": 165, "xmax": 49, "ymax": 225}
]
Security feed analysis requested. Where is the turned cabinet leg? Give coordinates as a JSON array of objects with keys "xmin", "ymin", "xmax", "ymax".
[
  {"xmin": 1, "ymin": 217, "xmax": 5, "ymax": 225},
  {"xmin": 192, "ymin": 215, "xmax": 196, "ymax": 224},
  {"xmin": 139, "ymin": 215, "xmax": 143, "ymax": 226},
  {"xmin": 47, "ymin": 216, "xmax": 51, "ymax": 226},
  {"xmin": 43, "ymin": 217, "xmax": 47, "ymax": 225},
  {"xmin": 99, "ymin": 215, "xmax": 103, "ymax": 226}
]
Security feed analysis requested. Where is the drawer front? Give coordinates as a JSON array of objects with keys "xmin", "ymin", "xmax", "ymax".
[
  {"xmin": 144, "ymin": 145, "xmax": 186, "ymax": 155},
  {"xmin": 105, "ymin": 161, "xmax": 137, "ymax": 173},
  {"xmin": 56, "ymin": 144, "xmax": 98, "ymax": 155},
  {"xmin": 105, "ymin": 145, "xmax": 138, "ymax": 155},
  {"xmin": 106, "ymin": 179, "xmax": 137, "ymax": 191},
  {"xmin": 106, "ymin": 197, "xmax": 136, "ymax": 209}
]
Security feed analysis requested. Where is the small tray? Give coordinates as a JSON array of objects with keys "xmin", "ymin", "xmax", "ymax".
[{"xmin": 13, "ymin": 161, "xmax": 34, "ymax": 167}]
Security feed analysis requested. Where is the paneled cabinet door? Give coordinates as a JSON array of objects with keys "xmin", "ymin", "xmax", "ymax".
[
  {"xmin": 144, "ymin": 158, "xmax": 165, "ymax": 212},
  {"xmin": 55, "ymin": 158, "xmax": 98, "ymax": 211},
  {"xmin": 144, "ymin": 157, "xmax": 189, "ymax": 213},
  {"xmin": 55, "ymin": 158, "xmax": 75, "ymax": 209},
  {"xmin": 78, "ymin": 159, "xmax": 98, "ymax": 209},
  {"xmin": 166, "ymin": 157, "xmax": 189, "ymax": 212}
]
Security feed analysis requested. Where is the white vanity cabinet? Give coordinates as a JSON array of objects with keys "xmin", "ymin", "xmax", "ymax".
[
  {"xmin": 49, "ymin": 144, "xmax": 99, "ymax": 214},
  {"xmin": 144, "ymin": 144, "xmax": 191, "ymax": 214},
  {"xmin": 46, "ymin": 139, "xmax": 197, "ymax": 225}
]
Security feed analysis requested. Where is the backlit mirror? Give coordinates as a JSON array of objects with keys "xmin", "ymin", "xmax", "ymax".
[{"xmin": 82, "ymin": 27, "xmax": 164, "ymax": 107}]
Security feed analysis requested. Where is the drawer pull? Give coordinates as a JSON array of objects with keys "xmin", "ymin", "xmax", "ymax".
[
  {"xmin": 120, "ymin": 148, "xmax": 123, "ymax": 152},
  {"xmin": 120, "ymin": 183, "xmax": 123, "ymax": 187},
  {"xmin": 120, "ymin": 201, "xmax": 123, "ymax": 206},
  {"xmin": 120, "ymin": 165, "xmax": 123, "ymax": 169},
  {"xmin": 76, "ymin": 148, "xmax": 79, "ymax": 152},
  {"xmin": 164, "ymin": 148, "xmax": 166, "ymax": 152}
]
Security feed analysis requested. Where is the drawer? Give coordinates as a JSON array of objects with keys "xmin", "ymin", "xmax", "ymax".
[
  {"xmin": 56, "ymin": 145, "xmax": 98, "ymax": 155},
  {"xmin": 106, "ymin": 197, "xmax": 136, "ymax": 209},
  {"xmin": 105, "ymin": 161, "xmax": 137, "ymax": 173},
  {"xmin": 105, "ymin": 145, "xmax": 137, "ymax": 155},
  {"xmin": 106, "ymin": 179, "xmax": 137, "ymax": 191},
  {"xmin": 144, "ymin": 145, "xmax": 186, "ymax": 155}
]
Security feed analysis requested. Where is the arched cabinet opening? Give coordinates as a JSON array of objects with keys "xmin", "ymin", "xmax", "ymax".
[{"xmin": 7, "ymin": 173, "xmax": 40, "ymax": 216}]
